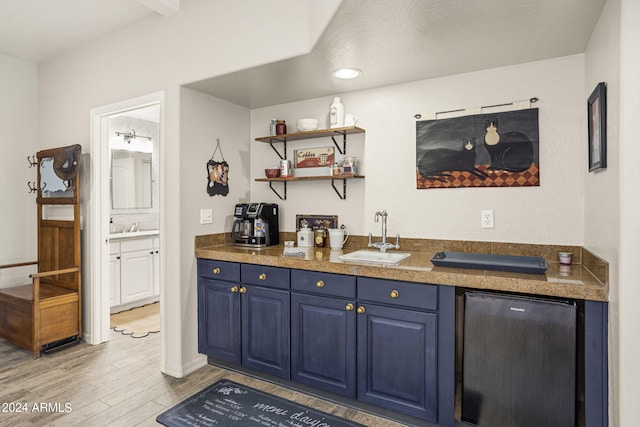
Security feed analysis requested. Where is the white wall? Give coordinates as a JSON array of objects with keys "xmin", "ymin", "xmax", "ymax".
[
  {"xmin": 179, "ymin": 87, "xmax": 251, "ymax": 370},
  {"xmin": 618, "ymin": 0, "xmax": 640, "ymax": 425},
  {"xmin": 584, "ymin": 0, "xmax": 621, "ymax": 425},
  {"xmin": 0, "ymin": 53, "xmax": 38, "ymax": 287},
  {"xmin": 252, "ymin": 55, "xmax": 585, "ymax": 245},
  {"xmin": 34, "ymin": 0, "xmax": 340, "ymax": 376}
]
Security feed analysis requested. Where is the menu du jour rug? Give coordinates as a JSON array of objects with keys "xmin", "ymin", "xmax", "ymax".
[
  {"xmin": 110, "ymin": 302, "xmax": 160, "ymax": 338},
  {"xmin": 156, "ymin": 379, "xmax": 366, "ymax": 427}
]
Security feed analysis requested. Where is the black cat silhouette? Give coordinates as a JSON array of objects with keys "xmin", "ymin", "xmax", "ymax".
[
  {"xmin": 484, "ymin": 120, "xmax": 533, "ymax": 172},
  {"xmin": 418, "ymin": 138, "xmax": 488, "ymax": 182}
]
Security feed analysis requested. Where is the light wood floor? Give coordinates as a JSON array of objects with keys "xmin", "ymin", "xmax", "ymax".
[{"xmin": 0, "ymin": 331, "xmax": 410, "ymax": 427}]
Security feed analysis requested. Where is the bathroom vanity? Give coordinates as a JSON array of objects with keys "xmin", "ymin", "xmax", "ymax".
[{"xmin": 110, "ymin": 231, "xmax": 160, "ymax": 313}]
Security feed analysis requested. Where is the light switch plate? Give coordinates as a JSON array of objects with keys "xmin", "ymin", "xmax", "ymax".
[{"xmin": 200, "ymin": 209, "xmax": 213, "ymax": 224}]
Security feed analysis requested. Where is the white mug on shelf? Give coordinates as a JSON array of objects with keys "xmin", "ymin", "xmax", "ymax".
[
  {"xmin": 328, "ymin": 228, "xmax": 349, "ymax": 250},
  {"xmin": 344, "ymin": 113, "xmax": 358, "ymax": 127}
]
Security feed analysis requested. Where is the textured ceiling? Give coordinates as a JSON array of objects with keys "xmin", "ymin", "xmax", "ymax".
[
  {"xmin": 0, "ymin": 0, "xmax": 155, "ymax": 62},
  {"xmin": 0, "ymin": 0, "xmax": 606, "ymax": 109},
  {"xmin": 186, "ymin": 0, "xmax": 607, "ymax": 108}
]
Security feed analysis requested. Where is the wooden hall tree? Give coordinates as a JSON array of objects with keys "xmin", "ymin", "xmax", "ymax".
[{"xmin": 0, "ymin": 145, "xmax": 82, "ymax": 358}]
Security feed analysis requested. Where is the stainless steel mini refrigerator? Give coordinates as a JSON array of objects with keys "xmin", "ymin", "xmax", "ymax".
[{"xmin": 462, "ymin": 291, "xmax": 577, "ymax": 427}]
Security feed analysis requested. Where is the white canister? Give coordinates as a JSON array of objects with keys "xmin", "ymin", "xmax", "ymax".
[
  {"xmin": 297, "ymin": 227, "xmax": 314, "ymax": 247},
  {"xmin": 329, "ymin": 97, "xmax": 344, "ymax": 128},
  {"xmin": 344, "ymin": 113, "xmax": 358, "ymax": 127},
  {"xmin": 328, "ymin": 227, "xmax": 349, "ymax": 250},
  {"xmin": 280, "ymin": 159, "xmax": 292, "ymax": 177}
]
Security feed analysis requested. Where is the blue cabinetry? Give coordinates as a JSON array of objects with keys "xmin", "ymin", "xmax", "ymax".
[
  {"xmin": 197, "ymin": 259, "xmax": 241, "ymax": 363},
  {"xmin": 197, "ymin": 260, "xmax": 290, "ymax": 379},
  {"xmin": 241, "ymin": 285, "xmax": 290, "ymax": 378},
  {"xmin": 291, "ymin": 270, "xmax": 357, "ymax": 397},
  {"xmin": 356, "ymin": 277, "xmax": 454, "ymax": 425},
  {"xmin": 357, "ymin": 304, "xmax": 438, "ymax": 422},
  {"xmin": 197, "ymin": 260, "xmax": 455, "ymax": 425}
]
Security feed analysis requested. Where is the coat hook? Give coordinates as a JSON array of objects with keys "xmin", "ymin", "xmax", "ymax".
[
  {"xmin": 28, "ymin": 182, "xmax": 38, "ymax": 193},
  {"xmin": 27, "ymin": 155, "xmax": 38, "ymax": 168}
]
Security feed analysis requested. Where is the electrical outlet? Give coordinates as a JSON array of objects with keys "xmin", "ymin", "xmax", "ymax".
[
  {"xmin": 200, "ymin": 209, "xmax": 213, "ymax": 224},
  {"xmin": 481, "ymin": 209, "xmax": 494, "ymax": 228}
]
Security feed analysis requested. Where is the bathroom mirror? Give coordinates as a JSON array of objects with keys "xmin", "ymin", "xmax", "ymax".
[{"xmin": 111, "ymin": 149, "xmax": 152, "ymax": 209}]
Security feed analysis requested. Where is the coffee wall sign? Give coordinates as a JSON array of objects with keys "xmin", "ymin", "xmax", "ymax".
[{"xmin": 294, "ymin": 146, "xmax": 335, "ymax": 169}]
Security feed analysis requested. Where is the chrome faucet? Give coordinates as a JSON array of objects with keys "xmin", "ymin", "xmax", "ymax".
[{"xmin": 368, "ymin": 210, "xmax": 400, "ymax": 253}]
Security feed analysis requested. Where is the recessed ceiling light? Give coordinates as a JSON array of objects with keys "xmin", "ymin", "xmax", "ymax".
[{"xmin": 332, "ymin": 68, "xmax": 362, "ymax": 79}]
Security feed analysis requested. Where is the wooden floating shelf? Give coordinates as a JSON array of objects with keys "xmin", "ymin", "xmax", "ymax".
[
  {"xmin": 255, "ymin": 126, "xmax": 365, "ymax": 143},
  {"xmin": 255, "ymin": 174, "xmax": 365, "ymax": 182},
  {"xmin": 255, "ymin": 126, "xmax": 365, "ymax": 200}
]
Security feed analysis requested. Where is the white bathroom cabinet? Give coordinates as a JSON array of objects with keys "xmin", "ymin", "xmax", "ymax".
[{"xmin": 110, "ymin": 236, "xmax": 160, "ymax": 313}]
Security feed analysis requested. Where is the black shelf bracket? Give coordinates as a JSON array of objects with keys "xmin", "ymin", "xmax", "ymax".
[
  {"xmin": 268, "ymin": 181, "xmax": 287, "ymax": 200},
  {"xmin": 331, "ymin": 178, "xmax": 347, "ymax": 200},
  {"xmin": 269, "ymin": 139, "xmax": 287, "ymax": 160},
  {"xmin": 330, "ymin": 130, "xmax": 347, "ymax": 155}
]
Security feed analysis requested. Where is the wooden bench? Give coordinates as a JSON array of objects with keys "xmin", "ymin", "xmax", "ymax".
[{"xmin": 0, "ymin": 265, "xmax": 80, "ymax": 358}]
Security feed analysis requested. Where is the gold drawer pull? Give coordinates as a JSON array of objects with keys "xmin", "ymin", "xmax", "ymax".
[
  {"xmin": 258, "ymin": 273, "xmax": 267, "ymax": 281},
  {"xmin": 357, "ymin": 306, "xmax": 366, "ymax": 314},
  {"xmin": 345, "ymin": 303, "xmax": 354, "ymax": 311},
  {"xmin": 212, "ymin": 267, "xmax": 221, "ymax": 274},
  {"xmin": 239, "ymin": 287, "xmax": 247, "ymax": 294},
  {"xmin": 316, "ymin": 280, "xmax": 325, "ymax": 288},
  {"xmin": 390, "ymin": 290, "xmax": 399, "ymax": 298},
  {"xmin": 230, "ymin": 286, "xmax": 239, "ymax": 293}
]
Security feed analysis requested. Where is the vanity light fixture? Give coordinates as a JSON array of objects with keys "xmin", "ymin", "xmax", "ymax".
[
  {"xmin": 115, "ymin": 129, "xmax": 152, "ymax": 144},
  {"xmin": 332, "ymin": 68, "xmax": 362, "ymax": 79}
]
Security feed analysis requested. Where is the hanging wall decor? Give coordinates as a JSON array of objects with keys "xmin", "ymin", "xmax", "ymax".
[
  {"xmin": 588, "ymin": 82, "xmax": 607, "ymax": 172},
  {"xmin": 207, "ymin": 138, "xmax": 229, "ymax": 196},
  {"xmin": 416, "ymin": 108, "xmax": 540, "ymax": 189}
]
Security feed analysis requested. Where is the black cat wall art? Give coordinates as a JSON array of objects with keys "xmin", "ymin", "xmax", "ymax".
[{"xmin": 416, "ymin": 108, "xmax": 539, "ymax": 189}]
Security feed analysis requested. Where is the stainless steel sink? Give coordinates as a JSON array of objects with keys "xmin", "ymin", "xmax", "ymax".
[{"xmin": 338, "ymin": 250, "xmax": 411, "ymax": 265}]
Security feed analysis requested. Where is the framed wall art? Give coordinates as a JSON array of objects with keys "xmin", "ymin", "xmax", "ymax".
[
  {"xmin": 295, "ymin": 214, "xmax": 337, "ymax": 231},
  {"xmin": 588, "ymin": 82, "xmax": 607, "ymax": 172},
  {"xmin": 416, "ymin": 108, "xmax": 539, "ymax": 189}
]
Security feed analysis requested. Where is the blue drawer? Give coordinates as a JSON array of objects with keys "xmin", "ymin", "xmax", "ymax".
[
  {"xmin": 357, "ymin": 277, "xmax": 438, "ymax": 311},
  {"xmin": 197, "ymin": 258, "xmax": 240, "ymax": 282},
  {"xmin": 291, "ymin": 269, "xmax": 356, "ymax": 298},
  {"xmin": 241, "ymin": 263, "xmax": 290, "ymax": 289}
]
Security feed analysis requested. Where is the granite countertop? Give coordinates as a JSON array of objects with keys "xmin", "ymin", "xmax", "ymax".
[{"xmin": 194, "ymin": 238, "xmax": 608, "ymax": 302}]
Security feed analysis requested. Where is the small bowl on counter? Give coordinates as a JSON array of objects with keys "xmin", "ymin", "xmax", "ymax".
[
  {"xmin": 296, "ymin": 118, "xmax": 319, "ymax": 132},
  {"xmin": 265, "ymin": 167, "xmax": 281, "ymax": 178}
]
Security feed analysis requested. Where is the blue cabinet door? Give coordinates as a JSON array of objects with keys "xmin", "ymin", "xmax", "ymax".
[
  {"xmin": 197, "ymin": 278, "xmax": 241, "ymax": 364},
  {"xmin": 291, "ymin": 293, "xmax": 356, "ymax": 397},
  {"xmin": 357, "ymin": 303, "xmax": 438, "ymax": 422},
  {"xmin": 241, "ymin": 285, "xmax": 291, "ymax": 379}
]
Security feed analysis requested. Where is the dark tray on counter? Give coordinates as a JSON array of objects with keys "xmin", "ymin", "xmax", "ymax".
[{"xmin": 431, "ymin": 251, "xmax": 548, "ymax": 274}]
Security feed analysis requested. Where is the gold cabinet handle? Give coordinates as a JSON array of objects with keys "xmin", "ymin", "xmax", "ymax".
[
  {"xmin": 316, "ymin": 280, "xmax": 325, "ymax": 288},
  {"xmin": 258, "ymin": 273, "xmax": 267, "ymax": 281},
  {"xmin": 390, "ymin": 290, "xmax": 399, "ymax": 298},
  {"xmin": 239, "ymin": 287, "xmax": 247, "ymax": 294},
  {"xmin": 345, "ymin": 303, "xmax": 354, "ymax": 311},
  {"xmin": 212, "ymin": 267, "xmax": 221, "ymax": 274},
  {"xmin": 357, "ymin": 306, "xmax": 366, "ymax": 314},
  {"xmin": 230, "ymin": 286, "xmax": 239, "ymax": 293}
]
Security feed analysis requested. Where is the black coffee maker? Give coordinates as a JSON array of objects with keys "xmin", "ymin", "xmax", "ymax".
[{"xmin": 231, "ymin": 203, "xmax": 279, "ymax": 247}]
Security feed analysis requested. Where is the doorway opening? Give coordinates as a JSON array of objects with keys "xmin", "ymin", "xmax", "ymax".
[{"xmin": 89, "ymin": 92, "xmax": 166, "ymax": 366}]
